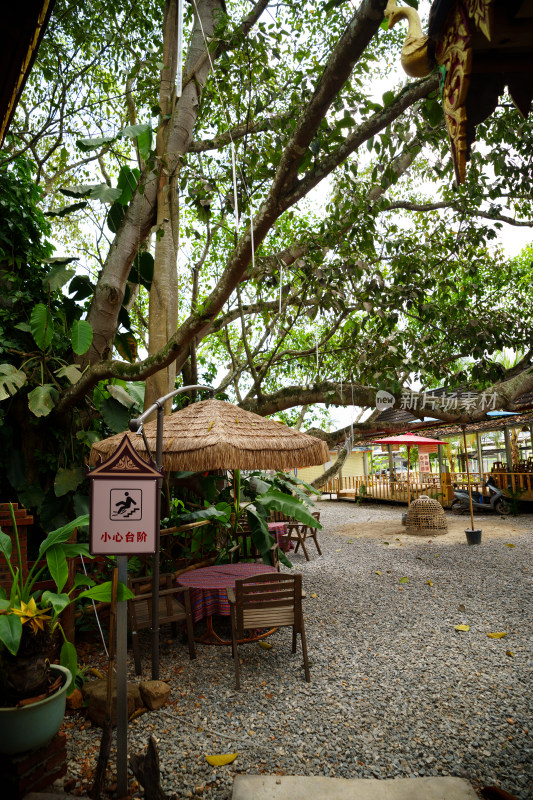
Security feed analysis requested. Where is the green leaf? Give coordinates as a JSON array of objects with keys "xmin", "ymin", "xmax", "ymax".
[
  {"xmin": 99, "ymin": 397, "xmax": 130, "ymax": 433},
  {"xmin": 76, "ymin": 135, "xmax": 116, "ymax": 152},
  {"xmin": 68, "ymin": 275, "xmax": 94, "ymax": 300},
  {"xmin": 88, "ymin": 184, "xmax": 122, "ymax": 204},
  {"xmin": 119, "ymin": 123, "xmax": 152, "ymax": 161},
  {"xmin": 60, "ymin": 640, "xmax": 78, "ymax": 693},
  {"xmin": 41, "ymin": 589, "xmax": 70, "ymax": 614},
  {"xmin": 55, "ymin": 364, "xmax": 83, "ymax": 384},
  {"xmin": 255, "ymin": 490, "xmax": 322, "ymax": 528},
  {"xmin": 382, "ymin": 90, "xmax": 395, "ymax": 107},
  {"xmin": 42, "ymin": 256, "xmax": 79, "ymax": 265},
  {"xmin": 116, "ymin": 165, "xmax": 140, "ymax": 205},
  {"xmin": 107, "ymin": 202, "xmax": 125, "ymax": 233},
  {"xmin": 0, "ymin": 364, "xmax": 27, "ymax": 401},
  {"xmin": 245, "ymin": 508, "xmax": 273, "ymax": 557},
  {"xmin": 114, "ymin": 331, "xmax": 138, "ymax": 363},
  {"xmin": 0, "ymin": 613, "xmax": 22, "ymax": 655},
  {"xmin": 30, "ymin": 303, "xmax": 54, "ymax": 349},
  {"xmin": 399, "ymin": 576, "xmax": 409, "ymax": 584},
  {"xmin": 73, "ymin": 573, "xmax": 96, "ymax": 588},
  {"xmin": 28, "ymin": 384, "xmax": 59, "ymax": 417},
  {"xmin": 175, "ymin": 506, "xmax": 228, "ymax": 524},
  {"xmin": 38, "ymin": 515, "xmax": 90, "ymax": 559},
  {"xmin": 106, "ymin": 384, "xmax": 137, "ymax": 408},
  {"xmin": 71, "ymin": 319, "xmax": 93, "ymax": 355},
  {"xmin": 46, "ymin": 547, "xmax": 69, "ymax": 593},
  {"xmin": 44, "ymin": 201, "xmax": 88, "ymax": 217},
  {"xmin": 0, "ymin": 529, "xmax": 13, "ymax": 561},
  {"xmin": 61, "ymin": 542, "xmax": 90, "ymax": 558},
  {"xmin": 54, "ymin": 467, "xmax": 84, "ymax": 497},
  {"xmin": 78, "ymin": 581, "xmax": 134, "ymax": 602},
  {"xmin": 43, "ymin": 265, "xmax": 76, "ymax": 292},
  {"xmin": 59, "ymin": 184, "xmax": 94, "ymax": 198},
  {"xmin": 128, "ymin": 251, "xmax": 154, "ymax": 291}
]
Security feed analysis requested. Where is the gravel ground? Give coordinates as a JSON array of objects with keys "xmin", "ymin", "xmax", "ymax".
[{"xmin": 61, "ymin": 500, "xmax": 533, "ymax": 799}]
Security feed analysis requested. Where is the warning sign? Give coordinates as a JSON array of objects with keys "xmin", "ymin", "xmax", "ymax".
[{"xmin": 88, "ymin": 435, "xmax": 163, "ymax": 555}]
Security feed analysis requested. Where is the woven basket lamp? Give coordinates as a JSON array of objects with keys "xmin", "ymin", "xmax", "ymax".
[{"xmin": 405, "ymin": 495, "xmax": 448, "ymax": 537}]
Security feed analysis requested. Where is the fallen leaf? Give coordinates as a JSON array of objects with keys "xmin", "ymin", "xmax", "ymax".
[
  {"xmin": 434, "ymin": 554, "xmax": 440, "ymax": 558},
  {"xmin": 487, "ymin": 632, "xmax": 507, "ymax": 639},
  {"xmin": 505, "ymin": 543, "xmax": 516, "ymax": 548},
  {"xmin": 205, "ymin": 753, "xmax": 238, "ymax": 766},
  {"xmin": 347, "ymin": 539, "xmax": 354, "ymax": 543},
  {"xmin": 259, "ymin": 641, "xmax": 272, "ymax": 650},
  {"xmin": 506, "ymin": 718, "xmax": 515, "ymax": 725},
  {"xmin": 506, "ymin": 650, "xmax": 514, "ymax": 658},
  {"xmin": 427, "ymin": 579, "xmax": 433, "ymax": 586},
  {"xmin": 455, "ymin": 625, "xmax": 470, "ymax": 632},
  {"xmin": 396, "ymin": 538, "xmax": 400, "ymax": 541},
  {"xmin": 248, "ymin": 730, "xmax": 255, "ymax": 736},
  {"xmin": 399, "ymin": 577, "xmax": 409, "ymax": 584},
  {"xmin": 458, "ymin": 604, "xmax": 466, "ymax": 612},
  {"xmin": 383, "ymin": 541, "xmax": 389, "ymax": 545},
  {"xmin": 335, "ymin": 548, "xmax": 341, "ymax": 552},
  {"xmin": 375, "ymin": 570, "xmax": 383, "ymax": 576},
  {"xmin": 310, "ymin": 593, "xmax": 318, "ymax": 598}
]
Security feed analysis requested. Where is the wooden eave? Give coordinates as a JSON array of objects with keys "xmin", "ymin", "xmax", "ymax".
[{"xmin": 0, "ymin": 0, "xmax": 56, "ymax": 148}]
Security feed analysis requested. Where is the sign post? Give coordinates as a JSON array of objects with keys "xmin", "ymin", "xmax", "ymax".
[{"xmin": 88, "ymin": 435, "xmax": 163, "ymax": 798}]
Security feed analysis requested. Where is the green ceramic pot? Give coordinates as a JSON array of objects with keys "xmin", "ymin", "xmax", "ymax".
[{"xmin": 0, "ymin": 664, "xmax": 71, "ymax": 755}]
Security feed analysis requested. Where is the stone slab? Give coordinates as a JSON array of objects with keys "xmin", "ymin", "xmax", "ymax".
[{"xmin": 232, "ymin": 775, "xmax": 479, "ymax": 800}]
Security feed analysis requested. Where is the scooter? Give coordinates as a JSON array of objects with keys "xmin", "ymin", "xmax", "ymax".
[{"xmin": 451, "ymin": 476, "xmax": 511, "ymax": 516}]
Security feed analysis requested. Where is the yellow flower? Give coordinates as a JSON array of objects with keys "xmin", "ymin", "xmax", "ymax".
[{"xmin": 11, "ymin": 598, "xmax": 52, "ymax": 634}]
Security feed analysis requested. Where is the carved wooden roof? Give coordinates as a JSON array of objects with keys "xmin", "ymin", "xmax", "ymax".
[{"xmin": 429, "ymin": 0, "xmax": 533, "ymax": 182}]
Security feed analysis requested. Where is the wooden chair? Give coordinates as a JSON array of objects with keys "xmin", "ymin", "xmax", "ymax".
[
  {"xmin": 226, "ymin": 572, "xmax": 310, "ymax": 689},
  {"xmin": 127, "ymin": 573, "xmax": 196, "ymax": 675},
  {"xmin": 287, "ymin": 511, "xmax": 322, "ymax": 560}
]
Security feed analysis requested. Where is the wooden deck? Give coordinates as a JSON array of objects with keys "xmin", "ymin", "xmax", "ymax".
[{"xmin": 323, "ymin": 471, "xmax": 533, "ymax": 506}]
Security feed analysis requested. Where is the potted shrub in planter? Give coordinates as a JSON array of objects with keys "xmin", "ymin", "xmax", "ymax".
[{"xmin": 0, "ymin": 504, "xmax": 132, "ymax": 754}]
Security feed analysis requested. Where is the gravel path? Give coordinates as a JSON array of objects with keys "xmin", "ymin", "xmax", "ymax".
[{"xmin": 62, "ymin": 501, "xmax": 533, "ymax": 799}]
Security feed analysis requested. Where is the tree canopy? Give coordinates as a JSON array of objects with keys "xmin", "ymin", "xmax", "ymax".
[{"xmin": 1, "ymin": 0, "xmax": 532, "ymax": 524}]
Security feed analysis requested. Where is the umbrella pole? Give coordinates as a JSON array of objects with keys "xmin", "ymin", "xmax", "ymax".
[
  {"xmin": 407, "ymin": 445, "xmax": 411, "ymax": 506},
  {"xmin": 462, "ymin": 425, "xmax": 475, "ymax": 531}
]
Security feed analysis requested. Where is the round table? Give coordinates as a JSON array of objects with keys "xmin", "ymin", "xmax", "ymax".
[{"xmin": 177, "ymin": 563, "xmax": 277, "ymax": 644}]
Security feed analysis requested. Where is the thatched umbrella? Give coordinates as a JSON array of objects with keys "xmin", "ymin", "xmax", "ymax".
[{"xmin": 89, "ymin": 398, "xmax": 330, "ymax": 470}]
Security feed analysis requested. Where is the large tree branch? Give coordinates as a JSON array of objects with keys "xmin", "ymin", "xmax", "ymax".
[
  {"xmin": 281, "ymin": 73, "xmax": 439, "ymax": 209},
  {"xmin": 188, "ymin": 112, "xmax": 289, "ymax": 153},
  {"xmin": 385, "ymin": 200, "xmax": 533, "ymax": 226}
]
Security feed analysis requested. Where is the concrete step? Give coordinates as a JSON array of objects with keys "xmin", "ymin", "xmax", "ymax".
[{"xmin": 232, "ymin": 775, "xmax": 479, "ymax": 800}]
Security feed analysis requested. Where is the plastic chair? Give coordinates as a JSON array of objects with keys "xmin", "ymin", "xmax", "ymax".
[
  {"xmin": 226, "ymin": 572, "xmax": 310, "ymax": 689},
  {"xmin": 127, "ymin": 573, "xmax": 196, "ymax": 675}
]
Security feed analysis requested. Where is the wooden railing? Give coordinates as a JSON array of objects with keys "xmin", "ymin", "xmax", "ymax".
[{"xmin": 322, "ymin": 471, "xmax": 533, "ymax": 505}]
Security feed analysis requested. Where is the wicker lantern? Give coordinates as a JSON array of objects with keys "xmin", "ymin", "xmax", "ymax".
[{"xmin": 405, "ymin": 495, "xmax": 448, "ymax": 536}]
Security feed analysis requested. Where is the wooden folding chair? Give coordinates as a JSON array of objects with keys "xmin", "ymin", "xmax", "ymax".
[
  {"xmin": 127, "ymin": 573, "xmax": 196, "ymax": 675},
  {"xmin": 227, "ymin": 572, "xmax": 310, "ymax": 689}
]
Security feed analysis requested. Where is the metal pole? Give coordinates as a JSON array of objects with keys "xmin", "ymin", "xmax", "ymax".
[
  {"xmin": 406, "ymin": 445, "xmax": 411, "ymax": 506},
  {"xmin": 462, "ymin": 426, "xmax": 475, "ymax": 531},
  {"xmin": 116, "ymin": 555, "xmax": 128, "ymax": 798},
  {"xmin": 151, "ymin": 406, "xmax": 165, "ymax": 680}
]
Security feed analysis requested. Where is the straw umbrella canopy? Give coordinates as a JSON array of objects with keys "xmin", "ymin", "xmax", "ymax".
[
  {"xmin": 89, "ymin": 398, "xmax": 330, "ymax": 471},
  {"xmin": 369, "ymin": 433, "xmax": 447, "ymax": 506}
]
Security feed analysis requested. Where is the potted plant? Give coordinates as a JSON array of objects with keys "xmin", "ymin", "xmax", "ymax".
[{"xmin": 0, "ymin": 504, "xmax": 131, "ymax": 754}]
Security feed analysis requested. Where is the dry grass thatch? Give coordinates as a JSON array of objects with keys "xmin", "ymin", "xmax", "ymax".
[{"xmin": 89, "ymin": 399, "xmax": 330, "ymax": 471}]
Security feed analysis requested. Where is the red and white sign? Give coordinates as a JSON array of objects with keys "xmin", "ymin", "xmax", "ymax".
[
  {"xmin": 90, "ymin": 478, "xmax": 158, "ymax": 555},
  {"xmin": 88, "ymin": 434, "xmax": 163, "ymax": 556}
]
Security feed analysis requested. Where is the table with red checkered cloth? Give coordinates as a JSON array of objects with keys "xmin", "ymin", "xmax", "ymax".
[
  {"xmin": 267, "ymin": 521, "xmax": 293, "ymax": 552},
  {"xmin": 177, "ymin": 563, "xmax": 277, "ymax": 624}
]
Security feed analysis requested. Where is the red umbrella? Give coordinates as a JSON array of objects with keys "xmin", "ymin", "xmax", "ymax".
[{"xmin": 370, "ymin": 434, "xmax": 447, "ymax": 506}]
